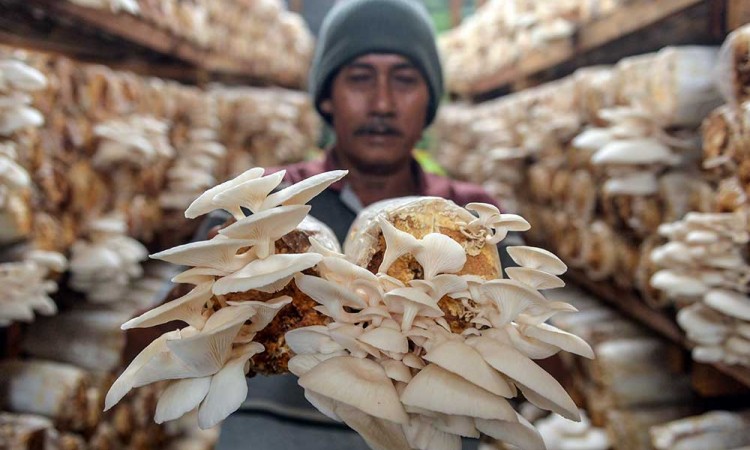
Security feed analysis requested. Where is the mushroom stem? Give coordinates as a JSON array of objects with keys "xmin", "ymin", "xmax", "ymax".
[{"xmin": 401, "ymin": 304, "xmax": 419, "ymax": 331}]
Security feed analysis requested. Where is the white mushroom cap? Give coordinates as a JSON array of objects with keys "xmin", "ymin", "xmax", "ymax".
[
  {"xmin": 218, "ymin": 205, "xmax": 310, "ymax": 257},
  {"xmin": 197, "ymin": 342, "xmax": 265, "ymax": 429},
  {"xmin": 413, "ymin": 233, "xmax": 467, "ymax": 278},
  {"xmin": 505, "ymin": 267, "xmax": 565, "ymax": 290},
  {"xmin": 285, "ymin": 326, "xmax": 345, "ymax": 355},
  {"xmin": 400, "ymin": 364, "xmax": 517, "ymax": 421},
  {"xmin": 0, "ymin": 157, "xmax": 30, "ymax": 190},
  {"xmin": 184, "ymin": 167, "xmax": 264, "ymax": 219},
  {"xmin": 333, "ymin": 402, "xmax": 412, "ymax": 450},
  {"xmin": 227, "ymin": 296, "xmax": 292, "ymax": 332},
  {"xmin": 704, "ymin": 289, "xmax": 750, "ymax": 321},
  {"xmin": 603, "ymin": 171, "xmax": 659, "ymax": 196},
  {"xmin": 476, "ymin": 414, "xmax": 546, "ymax": 450},
  {"xmin": 358, "ymin": 327, "xmax": 409, "ymax": 354},
  {"xmin": 383, "ymin": 287, "xmax": 444, "ymax": 331},
  {"xmin": 151, "ymin": 238, "xmax": 254, "ymax": 272},
  {"xmin": 507, "ymin": 246, "xmax": 567, "ymax": 275},
  {"xmin": 0, "ymin": 105, "xmax": 44, "ymax": 136},
  {"xmin": 171, "ymin": 266, "xmax": 226, "ymax": 285},
  {"xmin": 380, "ymin": 359, "xmax": 413, "ymax": 383},
  {"xmin": 650, "ymin": 270, "xmax": 708, "ymax": 297},
  {"xmin": 468, "ymin": 336, "xmax": 579, "ymax": 421},
  {"xmin": 121, "ymin": 282, "xmax": 212, "ymax": 330},
  {"xmin": 480, "ymin": 279, "xmax": 547, "ymax": 326},
  {"xmin": 0, "ymin": 60, "xmax": 47, "ymax": 91},
  {"xmin": 294, "ymin": 273, "xmax": 367, "ymax": 322},
  {"xmin": 423, "ymin": 339, "xmax": 514, "ymax": 397},
  {"xmin": 591, "ymin": 139, "xmax": 679, "ymax": 166},
  {"xmin": 298, "ymin": 356, "xmax": 409, "ymax": 424},
  {"xmin": 402, "ymin": 415, "xmax": 462, "ymax": 450},
  {"xmin": 212, "ymin": 171, "xmax": 286, "ymax": 215},
  {"xmin": 520, "ymin": 323, "xmax": 595, "ymax": 359},
  {"xmin": 213, "ymin": 253, "xmax": 322, "ymax": 295},
  {"xmin": 261, "ymin": 170, "xmax": 348, "ymax": 210},
  {"xmin": 572, "ymin": 128, "xmax": 614, "ymax": 151},
  {"xmin": 377, "ymin": 217, "xmax": 421, "ymax": 274}
]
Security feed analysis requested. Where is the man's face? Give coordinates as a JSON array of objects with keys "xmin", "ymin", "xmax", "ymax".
[{"xmin": 320, "ymin": 53, "xmax": 430, "ymax": 175}]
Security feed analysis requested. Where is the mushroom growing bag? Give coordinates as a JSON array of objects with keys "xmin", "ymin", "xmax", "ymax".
[{"xmin": 106, "ymin": 168, "xmax": 593, "ymax": 450}]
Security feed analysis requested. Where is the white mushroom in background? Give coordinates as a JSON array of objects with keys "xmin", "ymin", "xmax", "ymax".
[
  {"xmin": 160, "ymin": 98, "xmax": 227, "ymax": 211},
  {"xmin": 92, "ymin": 115, "xmax": 174, "ymax": 169},
  {"xmin": 650, "ymin": 410, "xmax": 750, "ymax": 450},
  {"xmin": 67, "ymin": 0, "xmax": 140, "ymax": 14},
  {"xmin": 109, "ymin": 167, "xmax": 592, "ymax": 448},
  {"xmin": 535, "ymin": 411, "xmax": 610, "ymax": 450},
  {"xmin": 0, "ymin": 59, "xmax": 46, "ymax": 137},
  {"xmin": 69, "ymin": 214, "xmax": 149, "ymax": 303},
  {"xmin": 0, "ymin": 249, "xmax": 67, "ymax": 326},
  {"xmin": 650, "ymin": 211, "xmax": 750, "ymax": 367}
]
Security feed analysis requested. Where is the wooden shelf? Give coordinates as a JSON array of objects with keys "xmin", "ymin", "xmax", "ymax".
[
  {"xmin": 564, "ymin": 268, "xmax": 750, "ymax": 390},
  {"xmin": 0, "ymin": 0, "xmax": 302, "ymax": 88},
  {"xmin": 460, "ymin": 0, "xmax": 720, "ymax": 99}
]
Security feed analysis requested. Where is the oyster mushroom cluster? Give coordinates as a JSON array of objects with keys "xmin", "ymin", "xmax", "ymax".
[
  {"xmin": 0, "ymin": 59, "xmax": 47, "ymax": 244},
  {"xmin": 0, "ymin": 249, "xmax": 67, "ymax": 326},
  {"xmin": 160, "ymin": 96, "xmax": 227, "ymax": 211},
  {"xmin": 649, "ymin": 211, "xmax": 750, "ymax": 366},
  {"xmin": 650, "ymin": 410, "xmax": 750, "ymax": 450},
  {"xmin": 69, "ymin": 215, "xmax": 149, "ymax": 303},
  {"xmin": 92, "ymin": 115, "xmax": 175, "ymax": 169},
  {"xmin": 107, "ymin": 168, "xmax": 593, "ymax": 449}
]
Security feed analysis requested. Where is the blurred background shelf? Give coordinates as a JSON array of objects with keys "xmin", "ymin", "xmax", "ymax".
[
  {"xmin": 565, "ymin": 268, "xmax": 750, "ymax": 391},
  {"xmin": 0, "ymin": 0, "xmax": 301, "ymax": 88},
  {"xmin": 459, "ymin": 0, "xmax": 732, "ymax": 101}
]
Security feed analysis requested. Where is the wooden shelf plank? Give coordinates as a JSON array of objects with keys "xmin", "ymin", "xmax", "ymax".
[
  {"xmin": 576, "ymin": 0, "xmax": 704, "ymax": 50},
  {"xmin": 459, "ymin": 0, "xmax": 707, "ymax": 98},
  {"xmin": 563, "ymin": 268, "xmax": 750, "ymax": 390}
]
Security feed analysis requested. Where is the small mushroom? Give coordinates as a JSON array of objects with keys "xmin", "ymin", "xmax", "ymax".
[
  {"xmin": 184, "ymin": 167, "xmax": 264, "ymax": 219},
  {"xmin": 383, "ymin": 287, "xmax": 444, "ymax": 331},
  {"xmin": 377, "ymin": 217, "xmax": 421, "ymax": 274},
  {"xmin": 212, "ymin": 171, "xmax": 286, "ymax": 215},
  {"xmin": 414, "ymin": 233, "xmax": 467, "ymax": 279},
  {"xmin": 704, "ymin": 289, "xmax": 750, "ymax": 321},
  {"xmin": 219, "ymin": 204, "xmax": 311, "ymax": 257},
  {"xmin": 507, "ymin": 246, "xmax": 567, "ymax": 275}
]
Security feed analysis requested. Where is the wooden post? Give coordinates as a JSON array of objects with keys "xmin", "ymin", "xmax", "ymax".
[
  {"xmin": 727, "ymin": 0, "xmax": 750, "ymax": 31},
  {"xmin": 451, "ymin": 0, "xmax": 462, "ymax": 28}
]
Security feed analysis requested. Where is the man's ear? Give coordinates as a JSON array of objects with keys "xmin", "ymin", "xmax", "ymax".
[{"xmin": 320, "ymin": 98, "xmax": 333, "ymax": 114}]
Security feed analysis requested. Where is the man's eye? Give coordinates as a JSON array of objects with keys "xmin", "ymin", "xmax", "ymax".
[
  {"xmin": 347, "ymin": 74, "xmax": 371, "ymax": 83},
  {"xmin": 395, "ymin": 76, "xmax": 418, "ymax": 85}
]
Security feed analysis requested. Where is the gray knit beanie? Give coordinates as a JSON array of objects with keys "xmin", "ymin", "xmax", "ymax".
[{"xmin": 309, "ymin": 0, "xmax": 444, "ymax": 126}]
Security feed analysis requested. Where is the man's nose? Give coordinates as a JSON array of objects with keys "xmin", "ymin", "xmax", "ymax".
[{"xmin": 371, "ymin": 77, "xmax": 396, "ymax": 116}]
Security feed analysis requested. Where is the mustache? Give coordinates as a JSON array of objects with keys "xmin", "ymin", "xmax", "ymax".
[{"xmin": 355, "ymin": 121, "xmax": 402, "ymax": 136}]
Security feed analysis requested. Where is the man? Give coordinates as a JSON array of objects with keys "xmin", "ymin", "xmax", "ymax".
[
  {"xmin": 276, "ymin": 0, "xmax": 498, "ymax": 243},
  {"xmin": 216, "ymin": 2, "xmax": 492, "ymax": 449}
]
